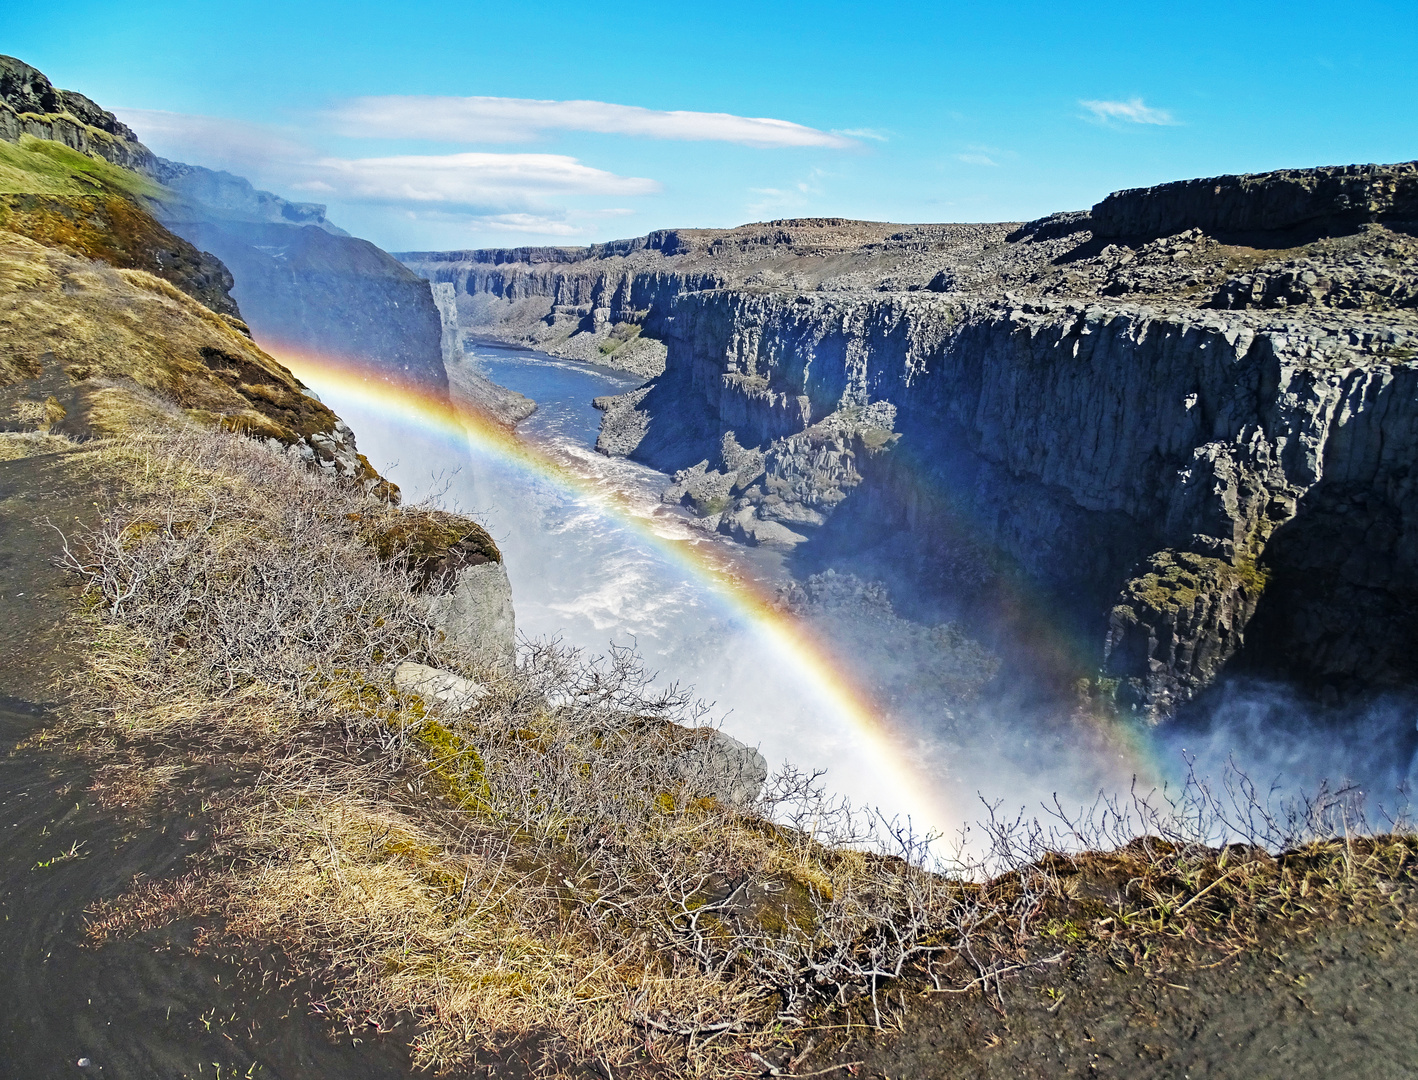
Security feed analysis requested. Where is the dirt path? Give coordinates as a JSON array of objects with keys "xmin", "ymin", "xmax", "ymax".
[{"xmin": 0, "ymin": 442, "xmax": 412, "ymax": 1079}]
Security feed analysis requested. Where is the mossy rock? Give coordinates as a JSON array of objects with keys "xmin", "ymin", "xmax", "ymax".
[
  {"xmin": 1120, "ymin": 548, "xmax": 1270, "ymax": 616},
  {"xmin": 354, "ymin": 507, "xmax": 501, "ymax": 591},
  {"xmin": 597, "ymin": 321, "xmax": 642, "ymax": 354}
]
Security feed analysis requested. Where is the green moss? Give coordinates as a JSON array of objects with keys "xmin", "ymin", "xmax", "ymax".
[
  {"xmin": 418, "ymin": 719, "xmax": 490, "ymax": 810},
  {"xmin": 0, "ymin": 135, "xmax": 164, "ymax": 201},
  {"xmin": 597, "ymin": 321, "xmax": 642, "ymax": 355},
  {"xmin": 1123, "ymin": 549, "xmax": 1271, "ymax": 615},
  {"xmin": 858, "ymin": 427, "xmax": 895, "ymax": 451},
  {"xmin": 692, "ymin": 494, "xmax": 730, "ymax": 517},
  {"xmin": 354, "ymin": 508, "xmax": 501, "ymax": 588}
]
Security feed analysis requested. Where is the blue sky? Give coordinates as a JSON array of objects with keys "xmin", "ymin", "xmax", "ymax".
[{"xmin": 6, "ymin": 0, "xmax": 1415, "ymax": 251}]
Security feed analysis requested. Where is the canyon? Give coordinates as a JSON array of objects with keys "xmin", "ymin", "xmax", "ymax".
[
  {"xmin": 4, "ymin": 48, "xmax": 1418, "ymax": 1080},
  {"xmin": 401, "ymin": 168, "xmax": 1418, "ymax": 720}
]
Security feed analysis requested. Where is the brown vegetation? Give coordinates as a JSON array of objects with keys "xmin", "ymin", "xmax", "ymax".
[
  {"xmin": 0, "ymin": 229, "xmax": 391, "ymax": 500},
  {"xmin": 47, "ymin": 426, "xmax": 1418, "ymax": 1078}
]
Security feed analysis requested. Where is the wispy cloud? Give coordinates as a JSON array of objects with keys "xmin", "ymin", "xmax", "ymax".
[
  {"xmin": 116, "ymin": 108, "xmax": 309, "ymax": 172},
  {"xmin": 117, "ymin": 109, "xmax": 659, "ymax": 213},
  {"xmin": 465, "ymin": 212, "xmax": 587, "ymax": 236},
  {"xmin": 835, "ymin": 127, "xmax": 889, "ymax": 142},
  {"xmin": 953, "ymin": 143, "xmax": 1014, "ymax": 167},
  {"xmin": 314, "ymin": 152, "xmax": 659, "ymax": 207},
  {"xmin": 327, "ymin": 95, "xmax": 858, "ymax": 149},
  {"xmin": 1078, "ymin": 97, "xmax": 1177, "ymax": 126}
]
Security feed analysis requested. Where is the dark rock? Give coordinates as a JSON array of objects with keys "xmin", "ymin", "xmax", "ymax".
[
  {"xmin": 1092, "ymin": 161, "xmax": 1418, "ymax": 241},
  {"xmin": 0, "ymin": 55, "xmax": 155, "ymax": 173}
]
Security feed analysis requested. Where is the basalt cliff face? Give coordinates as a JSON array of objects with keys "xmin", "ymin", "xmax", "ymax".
[{"xmin": 403, "ymin": 166, "xmax": 1418, "ymax": 719}]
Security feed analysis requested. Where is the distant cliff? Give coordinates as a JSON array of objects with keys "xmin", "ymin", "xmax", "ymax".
[
  {"xmin": 152, "ymin": 164, "xmax": 449, "ymax": 398},
  {"xmin": 403, "ymin": 167, "xmax": 1418, "ymax": 719}
]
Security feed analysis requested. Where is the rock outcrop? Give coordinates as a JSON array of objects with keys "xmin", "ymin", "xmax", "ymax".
[
  {"xmin": 671, "ymin": 729, "xmax": 768, "ymax": 807},
  {"xmin": 354, "ymin": 508, "xmax": 517, "ymax": 667},
  {"xmin": 414, "ymin": 171, "xmax": 1418, "ymax": 720},
  {"xmin": 0, "ymin": 55, "xmax": 155, "ymax": 174},
  {"xmin": 393, "ymin": 661, "xmax": 488, "ymax": 713},
  {"xmin": 427, "ymin": 562, "xmax": 517, "ymax": 668},
  {"xmin": 1091, "ymin": 161, "xmax": 1418, "ymax": 241}
]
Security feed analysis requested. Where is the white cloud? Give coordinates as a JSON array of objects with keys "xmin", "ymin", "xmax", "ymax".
[
  {"xmin": 327, "ymin": 95, "xmax": 857, "ymax": 149},
  {"xmin": 1078, "ymin": 97, "xmax": 1177, "ymax": 126},
  {"xmin": 115, "ymin": 108, "xmax": 309, "ymax": 172},
  {"xmin": 469, "ymin": 213, "xmax": 587, "ymax": 236},
  {"xmin": 953, "ymin": 144, "xmax": 1014, "ymax": 167},
  {"xmin": 835, "ymin": 127, "xmax": 889, "ymax": 142},
  {"xmin": 314, "ymin": 152, "xmax": 659, "ymax": 207},
  {"xmin": 114, "ymin": 109, "xmax": 659, "ymax": 216}
]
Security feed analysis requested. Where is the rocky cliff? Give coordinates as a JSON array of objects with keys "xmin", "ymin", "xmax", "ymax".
[
  {"xmin": 0, "ymin": 54, "xmax": 450, "ymax": 399},
  {"xmin": 155, "ymin": 163, "xmax": 450, "ymax": 397},
  {"xmin": 0, "ymin": 55, "xmax": 155, "ymax": 174},
  {"xmin": 405, "ymin": 166, "xmax": 1418, "ymax": 719},
  {"xmin": 160, "ymin": 207, "xmax": 450, "ymax": 396}
]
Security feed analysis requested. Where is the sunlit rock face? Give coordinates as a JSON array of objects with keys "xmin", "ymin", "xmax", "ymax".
[
  {"xmin": 407, "ymin": 170, "xmax": 1418, "ymax": 718},
  {"xmin": 428, "ymin": 562, "xmax": 517, "ymax": 670}
]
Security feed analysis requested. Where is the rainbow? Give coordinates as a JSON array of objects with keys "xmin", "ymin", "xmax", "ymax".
[{"xmin": 269, "ymin": 346, "xmax": 972, "ymax": 834}]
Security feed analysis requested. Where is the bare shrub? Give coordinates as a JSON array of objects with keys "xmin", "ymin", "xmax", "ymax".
[{"xmin": 63, "ymin": 426, "xmax": 1418, "ymax": 1077}]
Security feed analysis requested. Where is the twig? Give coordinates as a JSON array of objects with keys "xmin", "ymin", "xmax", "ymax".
[{"xmin": 1174, "ymin": 865, "xmax": 1244, "ymax": 915}]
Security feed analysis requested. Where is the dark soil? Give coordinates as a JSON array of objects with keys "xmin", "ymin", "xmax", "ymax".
[
  {"xmin": 794, "ymin": 907, "xmax": 1418, "ymax": 1079},
  {"xmin": 0, "ymin": 447, "xmax": 411, "ymax": 1079}
]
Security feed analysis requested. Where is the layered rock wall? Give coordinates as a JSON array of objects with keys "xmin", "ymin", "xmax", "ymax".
[
  {"xmin": 636, "ymin": 289, "xmax": 1418, "ymax": 712},
  {"xmin": 1092, "ymin": 161, "xmax": 1418, "ymax": 240},
  {"xmin": 404, "ymin": 167, "xmax": 1418, "ymax": 718}
]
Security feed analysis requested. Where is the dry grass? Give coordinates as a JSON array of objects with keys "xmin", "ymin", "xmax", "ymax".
[
  {"xmin": 0, "ymin": 229, "xmax": 341, "ymax": 444},
  {"xmin": 53, "ymin": 425, "xmax": 1418, "ymax": 1077},
  {"xmin": 0, "ymin": 429, "xmax": 72, "ymax": 459},
  {"xmin": 58, "ymin": 427, "xmax": 959, "ymax": 1075}
]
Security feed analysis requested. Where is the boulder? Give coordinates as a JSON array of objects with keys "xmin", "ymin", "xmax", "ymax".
[
  {"xmin": 673, "ymin": 728, "xmax": 769, "ymax": 806},
  {"xmin": 392, "ymin": 661, "xmax": 486, "ymax": 714},
  {"xmin": 427, "ymin": 561, "xmax": 516, "ymax": 668}
]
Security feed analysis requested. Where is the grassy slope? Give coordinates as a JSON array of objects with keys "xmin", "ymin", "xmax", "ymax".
[
  {"xmin": 0, "ymin": 134, "xmax": 167, "ymax": 201},
  {"xmin": 0, "ymin": 135, "xmax": 241, "ymax": 316}
]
